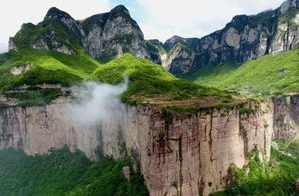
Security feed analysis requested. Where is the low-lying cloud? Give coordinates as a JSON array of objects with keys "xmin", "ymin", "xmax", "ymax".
[{"xmin": 68, "ymin": 78, "xmax": 128, "ymax": 127}]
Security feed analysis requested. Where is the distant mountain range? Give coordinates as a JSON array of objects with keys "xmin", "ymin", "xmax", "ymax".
[{"xmin": 8, "ymin": 0, "xmax": 299, "ymax": 75}]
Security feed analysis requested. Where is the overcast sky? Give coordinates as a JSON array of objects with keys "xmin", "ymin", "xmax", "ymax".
[{"xmin": 0, "ymin": 0, "xmax": 285, "ymax": 52}]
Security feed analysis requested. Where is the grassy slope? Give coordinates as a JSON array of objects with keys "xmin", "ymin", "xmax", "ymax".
[
  {"xmin": 0, "ymin": 148, "xmax": 148, "ymax": 196},
  {"xmin": 213, "ymin": 141, "xmax": 299, "ymax": 196},
  {"xmin": 0, "ymin": 50, "xmax": 235, "ymax": 107},
  {"xmin": 92, "ymin": 53, "xmax": 233, "ymax": 105},
  {"xmin": 189, "ymin": 49, "xmax": 299, "ymax": 97},
  {"xmin": 0, "ymin": 49, "xmax": 101, "ymax": 91}
]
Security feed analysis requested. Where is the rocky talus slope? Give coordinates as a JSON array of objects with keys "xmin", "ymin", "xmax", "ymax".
[{"xmin": 0, "ymin": 95, "xmax": 298, "ymax": 196}]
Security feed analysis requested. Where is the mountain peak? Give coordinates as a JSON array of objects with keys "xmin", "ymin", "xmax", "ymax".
[
  {"xmin": 165, "ymin": 36, "xmax": 186, "ymax": 44},
  {"xmin": 45, "ymin": 7, "xmax": 73, "ymax": 20},
  {"xmin": 110, "ymin": 5, "xmax": 130, "ymax": 15},
  {"xmin": 164, "ymin": 36, "xmax": 187, "ymax": 50}
]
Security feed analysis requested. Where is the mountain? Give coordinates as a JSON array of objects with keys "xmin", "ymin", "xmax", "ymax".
[
  {"xmin": 10, "ymin": 0, "xmax": 299, "ymax": 76},
  {"xmin": 1, "ymin": 2, "xmax": 299, "ymax": 196},
  {"xmin": 163, "ymin": 0, "xmax": 299, "ymax": 75},
  {"xmin": 9, "ymin": 5, "xmax": 161, "ymax": 64}
]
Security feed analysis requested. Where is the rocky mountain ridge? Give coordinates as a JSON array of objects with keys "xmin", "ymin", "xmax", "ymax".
[
  {"xmin": 9, "ymin": 5, "xmax": 161, "ymax": 64},
  {"xmin": 9, "ymin": 0, "xmax": 299, "ymax": 75},
  {"xmin": 163, "ymin": 0, "xmax": 299, "ymax": 74}
]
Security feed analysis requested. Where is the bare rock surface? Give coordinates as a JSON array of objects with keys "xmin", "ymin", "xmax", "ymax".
[{"xmin": 163, "ymin": 0, "xmax": 299, "ymax": 75}]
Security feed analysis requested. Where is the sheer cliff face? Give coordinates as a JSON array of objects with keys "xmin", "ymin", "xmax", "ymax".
[
  {"xmin": 1, "ymin": 98, "xmax": 292, "ymax": 196},
  {"xmin": 164, "ymin": 0, "xmax": 299, "ymax": 75},
  {"xmin": 273, "ymin": 95, "xmax": 299, "ymax": 140},
  {"xmin": 138, "ymin": 103, "xmax": 274, "ymax": 196}
]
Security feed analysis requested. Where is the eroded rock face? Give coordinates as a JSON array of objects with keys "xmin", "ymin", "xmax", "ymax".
[
  {"xmin": 27, "ymin": 7, "xmax": 80, "ymax": 55},
  {"xmin": 138, "ymin": 102, "xmax": 273, "ymax": 196},
  {"xmin": 273, "ymin": 95, "xmax": 299, "ymax": 140},
  {"xmin": 8, "ymin": 37, "xmax": 16, "ymax": 51},
  {"xmin": 81, "ymin": 5, "xmax": 151, "ymax": 61},
  {"xmin": 280, "ymin": 0, "xmax": 299, "ymax": 14},
  {"xmin": 163, "ymin": 1, "xmax": 299, "ymax": 75},
  {"xmin": 10, "ymin": 64, "xmax": 32, "ymax": 76},
  {"xmin": 166, "ymin": 44, "xmax": 195, "ymax": 74},
  {"xmin": 163, "ymin": 13, "xmax": 277, "ymax": 75},
  {"xmin": 0, "ymin": 98, "xmax": 290, "ymax": 196}
]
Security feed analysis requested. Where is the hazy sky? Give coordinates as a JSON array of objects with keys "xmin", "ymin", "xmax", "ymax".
[{"xmin": 0, "ymin": 0, "xmax": 285, "ymax": 52}]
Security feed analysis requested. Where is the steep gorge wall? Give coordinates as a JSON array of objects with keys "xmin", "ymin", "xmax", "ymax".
[
  {"xmin": 137, "ymin": 102, "xmax": 273, "ymax": 196},
  {"xmin": 0, "ymin": 97, "xmax": 298, "ymax": 196},
  {"xmin": 273, "ymin": 95, "xmax": 299, "ymax": 140}
]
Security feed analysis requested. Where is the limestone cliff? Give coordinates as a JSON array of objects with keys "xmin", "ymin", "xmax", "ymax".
[
  {"xmin": 81, "ymin": 5, "xmax": 151, "ymax": 61},
  {"xmin": 163, "ymin": 0, "xmax": 299, "ymax": 75},
  {"xmin": 0, "ymin": 95, "xmax": 298, "ymax": 196},
  {"xmin": 273, "ymin": 95, "xmax": 299, "ymax": 140}
]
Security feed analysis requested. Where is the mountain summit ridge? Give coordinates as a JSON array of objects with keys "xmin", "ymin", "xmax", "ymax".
[
  {"xmin": 9, "ymin": 0, "xmax": 299, "ymax": 75},
  {"xmin": 9, "ymin": 5, "xmax": 161, "ymax": 64}
]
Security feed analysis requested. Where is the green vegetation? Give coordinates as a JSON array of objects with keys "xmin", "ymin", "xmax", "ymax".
[
  {"xmin": 7, "ymin": 33, "xmax": 299, "ymax": 105},
  {"xmin": 189, "ymin": 49, "xmax": 299, "ymax": 97},
  {"xmin": 213, "ymin": 141, "xmax": 299, "ymax": 196},
  {"xmin": 14, "ymin": 16, "xmax": 81, "ymax": 50},
  {"xmin": 4, "ymin": 88, "xmax": 63, "ymax": 106},
  {"xmin": 0, "ymin": 49, "xmax": 102, "ymax": 106},
  {"xmin": 0, "ymin": 147, "xmax": 148, "ymax": 196},
  {"xmin": 0, "ymin": 49, "xmax": 235, "ymax": 107},
  {"xmin": 145, "ymin": 40, "xmax": 167, "ymax": 55},
  {"xmin": 92, "ymin": 53, "xmax": 233, "ymax": 104},
  {"xmin": 0, "ymin": 49, "xmax": 101, "ymax": 91},
  {"xmin": 239, "ymin": 107, "xmax": 256, "ymax": 115}
]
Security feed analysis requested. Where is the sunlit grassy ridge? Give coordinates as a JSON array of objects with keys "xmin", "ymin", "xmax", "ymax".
[
  {"xmin": 0, "ymin": 148, "xmax": 148, "ymax": 196},
  {"xmin": 0, "ymin": 50, "xmax": 235, "ymax": 106},
  {"xmin": 0, "ymin": 49, "xmax": 101, "ymax": 91},
  {"xmin": 92, "ymin": 54, "xmax": 233, "ymax": 104},
  {"xmin": 189, "ymin": 49, "xmax": 299, "ymax": 97}
]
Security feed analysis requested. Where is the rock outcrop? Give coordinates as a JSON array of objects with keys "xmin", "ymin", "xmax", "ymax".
[
  {"xmin": 1, "ymin": 95, "xmax": 298, "ymax": 196},
  {"xmin": 81, "ymin": 5, "xmax": 151, "ymax": 61},
  {"xmin": 273, "ymin": 95, "xmax": 299, "ymax": 140},
  {"xmin": 163, "ymin": 0, "xmax": 299, "ymax": 75}
]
